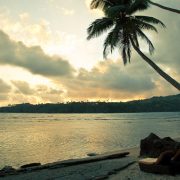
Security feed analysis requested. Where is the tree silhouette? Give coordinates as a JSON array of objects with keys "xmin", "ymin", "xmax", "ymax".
[
  {"xmin": 90, "ymin": 0, "xmax": 180, "ymax": 14},
  {"xmin": 149, "ymin": 0, "xmax": 180, "ymax": 14},
  {"xmin": 87, "ymin": 0, "xmax": 180, "ymax": 90}
]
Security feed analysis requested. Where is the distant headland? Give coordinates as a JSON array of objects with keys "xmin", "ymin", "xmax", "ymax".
[{"xmin": 0, "ymin": 94, "xmax": 179, "ymax": 113}]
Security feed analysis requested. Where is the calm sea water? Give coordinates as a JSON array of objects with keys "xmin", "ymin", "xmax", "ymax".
[{"xmin": 0, "ymin": 112, "xmax": 179, "ymax": 168}]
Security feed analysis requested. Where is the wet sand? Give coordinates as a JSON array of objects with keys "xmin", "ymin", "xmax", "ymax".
[{"xmin": 1, "ymin": 138, "xmax": 179, "ymax": 180}]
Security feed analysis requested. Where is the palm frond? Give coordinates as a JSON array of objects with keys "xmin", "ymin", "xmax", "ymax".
[
  {"xmin": 127, "ymin": 0, "xmax": 150, "ymax": 14},
  {"xmin": 122, "ymin": 46, "xmax": 127, "ymax": 64},
  {"xmin": 132, "ymin": 18, "xmax": 158, "ymax": 32},
  {"xmin": 120, "ymin": 32, "xmax": 131, "ymax": 64},
  {"xmin": 87, "ymin": 0, "xmax": 165, "ymax": 64},
  {"xmin": 132, "ymin": 31, "xmax": 139, "ymax": 48},
  {"xmin": 90, "ymin": 0, "xmax": 104, "ymax": 9},
  {"xmin": 103, "ymin": 24, "xmax": 122, "ymax": 58},
  {"xmin": 104, "ymin": 5, "xmax": 126, "ymax": 18},
  {"xmin": 90, "ymin": 0, "xmax": 133, "ymax": 9},
  {"xmin": 135, "ymin": 16, "xmax": 166, "ymax": 28},
  {"xmin": 87, "ymin": 17, "xmax": 114, "ymax": 40},
  {"xmin": 135, "ymin": 28, "xmax": 155, "ymax": 54},
  {"xmin": 90, "ymin": 0, "xmax": 113, "ymax": 10}
]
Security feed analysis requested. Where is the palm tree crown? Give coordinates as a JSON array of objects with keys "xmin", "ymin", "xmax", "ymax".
[
  {"xmin": 90, "ymin": 0, "xmax": 180, "ymax": 14},
  {"xmin": 87, "ymin": 1, "xmax": 165, "ymax": 64},
  {"xmin": 90, "ymin": 0, "xmax": 149, "ymax": 13},
  {"xmin": 87, "ymin": 0, "xmax": 180, "ymax": 90}
]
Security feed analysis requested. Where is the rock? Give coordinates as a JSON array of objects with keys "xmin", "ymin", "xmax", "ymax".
[
  {"xmin": 20, "ymin": 163, "xmax": 41, "ymax": 169},
  {"xmin": 87, "ymin": 153, "xmax": 98, "ymax": 157},
  {"xmin": 0, "ymin": 166, "xmax": 16, "ymax": 176},
  {"xmin": 163, "ymin": 137, "xmax": 175, "ymax": 142},
  {"xmin": 140, "ymin": 133, "xmax": 179, "ymax": 157},
  {"xmin": 175, "ymin": 142, "xmax": 180, "ymax": 150},
  {"xmin": 0, "ymin": 166, "xmax": 16, "ymax": 172},
  {"xmin": 140, "ymin": 133, "xmax": 160, "ymax": 157}
]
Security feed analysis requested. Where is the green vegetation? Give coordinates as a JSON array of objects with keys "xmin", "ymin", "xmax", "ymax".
[
  {"xmin": 0, "ymin": 94, "xmax": 179, "ymax": 113},
  {"xmin": 87, "ymin": 0, "xmax": 180, "ymax": 90}
]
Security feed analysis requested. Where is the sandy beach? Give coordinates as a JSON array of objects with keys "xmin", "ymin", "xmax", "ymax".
[{"xmin": 0, "ymin": 144, "xmax": 179, "ymax": 180}]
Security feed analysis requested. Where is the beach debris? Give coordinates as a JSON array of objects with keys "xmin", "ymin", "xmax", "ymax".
[
  {"xmin": 140, "ymin": 133, "xmax": 180, "ymax": 157},
  {"xmin": 87, "ymin": 153, "xmax": 98, "ymax": 157},
  {"xmin": 0, "ymin": 152, "xmax": 136, "ymax": 179},
  {"xmin": 20, "ymin": 163, "xmax": 41, "ymax": 169}
]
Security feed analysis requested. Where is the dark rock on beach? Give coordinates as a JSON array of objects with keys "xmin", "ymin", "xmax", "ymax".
[
  {"xmin": 87, "ymin": 153, "xmax": 98, "ymax": 157},
  {"xmin": 140, "ymin": 133, "xmax": 180, "ymax": 157},
  {"xmin": 0, "ymin": 166, "xmax": 16, "ymax": 176}
]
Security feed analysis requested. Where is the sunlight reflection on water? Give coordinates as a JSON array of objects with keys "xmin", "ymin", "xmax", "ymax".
[{"xmin": 0, "ymin": 112, "xmax": 180, "ymax": 168}]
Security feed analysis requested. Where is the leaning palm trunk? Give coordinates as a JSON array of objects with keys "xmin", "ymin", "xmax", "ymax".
[
  {"xmin": 150, "ymin": 1, "xmax": 180, "ymax": 14},
  {"xmin": 130, "ymin": 39, "xmax": 180, "ymax": 90}
]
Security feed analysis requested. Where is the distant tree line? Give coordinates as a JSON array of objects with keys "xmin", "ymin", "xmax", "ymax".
[{"xmin": 0, "ymin": 94, "xmax": 179, "ymax": 113}]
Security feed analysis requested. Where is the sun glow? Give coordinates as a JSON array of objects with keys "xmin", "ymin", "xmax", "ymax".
[{"xmin": 0, "ymin": 0, "xmax": 179, "ymax": 107}]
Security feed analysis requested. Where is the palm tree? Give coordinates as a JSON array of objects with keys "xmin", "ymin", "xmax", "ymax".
[
  {"xmin": 90, "ymin": 0, "xmax": 148, "ymax": 11},
  {"xmin": 148, "ymin": 1, "xmax": 180, "ymax": 14},
  {"xmin": 90, "ymin": 0, "xmax": 180, "ymax": 14},
  {"xmin": 87, "ymin": 2, "xmax": 180, "ymax": 90}
]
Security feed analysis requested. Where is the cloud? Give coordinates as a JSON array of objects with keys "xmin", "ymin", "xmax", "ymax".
[
  {"xmin": 59, "ymin": 59, "xmax": 159, "ymax": 101},
  {"xmin": 38, "ymin": 87, "xmax": 65, "ymax": 103},
  {"xmin": 61, "ymin": 7, "xmax": 74, "ymax": 15},
  {"xmin": 0, "ymin": 79, "xmax": 11, "ymax": 93},
  {"xmin": 0, "ymin": 11, "xmax": 53, "ymax": 47},
  {"xmin": 12, "ymin": 81, "xmax": 34, "ymax": 95},
  {"xmin": 0, "ymin": 31, "xmax": 75, "ymax": 77},
  {"xmin": 0, "ymin": 29, "xmax": 178, "ymax": 104},
  {"xmin": 9, "ymin": 81, "xmax": 65, "ymax": 104},
  {"xmin": 0, "ymin": 11, "xmax": 98, "ymax": 69},
  {"xmin": 0, "ymin": 0, "xmax": 179, "ymax": 106},
  {"xmin": 78, "ymin": 60, "xmax": 155, "ymax": 92},
  {"xmin": 0, "ymin": 79, "xmax": 11, "ymax": 102}
]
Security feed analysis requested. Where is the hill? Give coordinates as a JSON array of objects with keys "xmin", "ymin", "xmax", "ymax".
[{"xmin": 0, "ymin": 94, "xmax": 179, "ymax": 113}]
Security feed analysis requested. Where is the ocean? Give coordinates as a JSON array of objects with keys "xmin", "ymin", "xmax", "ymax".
[{"xmin": 0, "ymin": 112, "xmax": 179, "ymax": 168}]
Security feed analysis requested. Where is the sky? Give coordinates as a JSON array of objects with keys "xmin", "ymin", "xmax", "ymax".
[{"xmin": 0, "ymin": 0, "xmax": 179, "ymax": 106}]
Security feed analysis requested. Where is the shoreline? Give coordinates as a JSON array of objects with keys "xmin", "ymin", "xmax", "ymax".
[
  {"xmin": 0, "ymin": 147, "xmax": 138, "ymax": 179},
  {"xmin": 1, "ymin": 142, "xmax": 179, "ymax": 180},
  {"xmin": 0, "ymin": 111, "xmax": 180, "ymax": 114}
]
